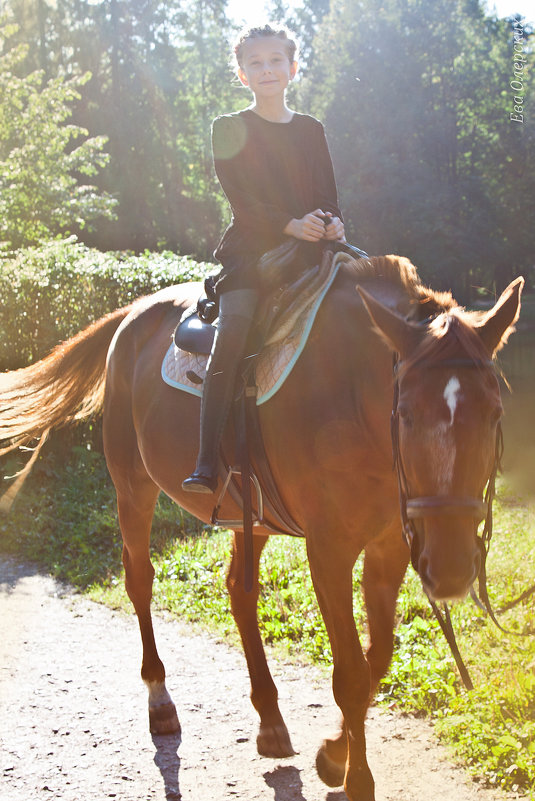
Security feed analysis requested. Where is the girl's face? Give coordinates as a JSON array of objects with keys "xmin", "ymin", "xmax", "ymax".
[{"xmin": 238, "ymin": 37, "xmax": 297, "ymax": 99}]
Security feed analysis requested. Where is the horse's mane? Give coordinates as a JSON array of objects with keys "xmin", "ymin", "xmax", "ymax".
[
  {"xmin": 343, "ymin": 253, "xmax": 457, "ymax": 320},
  {"xmin": 342, "ymin": 253, "xmax": 494, "ymax": 372}
]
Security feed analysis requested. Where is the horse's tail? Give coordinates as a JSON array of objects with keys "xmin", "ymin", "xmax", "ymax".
[{"xmin": 0, "ymin": 304, "xmax": 134, "ymax": 510}]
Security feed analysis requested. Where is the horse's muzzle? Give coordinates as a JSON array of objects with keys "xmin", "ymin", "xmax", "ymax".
[
  {"xmin": 404, "ymin": 496, "xmax": 485, "ymax": 601},
  {"xmin": 412, "ymin": 524, "xmax": 482, "ymax": 602}
]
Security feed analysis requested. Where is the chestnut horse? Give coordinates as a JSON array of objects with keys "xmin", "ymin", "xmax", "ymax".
[{"xmin": 0, "ymin": 254, "xmax": 523, "ymax": 801}]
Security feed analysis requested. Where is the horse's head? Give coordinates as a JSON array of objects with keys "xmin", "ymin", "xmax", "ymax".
[{"xmin": 359, "ymin": 277, "xmax": 523, "ymax": 601}]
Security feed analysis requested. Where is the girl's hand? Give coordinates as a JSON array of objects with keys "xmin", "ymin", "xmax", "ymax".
[
  {"xmin": 284, "ymin": 210, "xmax": 326, "ymax": 242},
  {"xmin": 323, "ymin": 215, "xmax": 345, "ymax": 241}
]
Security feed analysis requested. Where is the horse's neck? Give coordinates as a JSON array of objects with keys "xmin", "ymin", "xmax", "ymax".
[{"xmin": 318, "ymin": 274, "xmax": 399, "ymax": 454}]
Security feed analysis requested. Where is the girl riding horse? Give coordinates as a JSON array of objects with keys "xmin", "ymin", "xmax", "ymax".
[{"xmin": 182, "ymin": 24, "xmax": 346, "ymax": 494}]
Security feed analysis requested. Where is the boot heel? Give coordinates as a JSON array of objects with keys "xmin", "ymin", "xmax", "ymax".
[{"xmin": 182, "ymin": 474, "xmax": 218, "ymax": 493}]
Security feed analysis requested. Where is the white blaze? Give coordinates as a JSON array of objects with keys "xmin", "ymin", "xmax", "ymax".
[
  {"xmin": 443, "ymin": 376, "xmax": 461, "ymax": 426},
  {"xmin": 427, "ymin": 376, "xmax": 462, "ymax": 493}
]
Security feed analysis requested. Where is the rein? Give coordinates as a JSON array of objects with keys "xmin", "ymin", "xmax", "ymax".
[{"xmin": 391, "ymin": 354, "xmax": 507, "ymax": 690}]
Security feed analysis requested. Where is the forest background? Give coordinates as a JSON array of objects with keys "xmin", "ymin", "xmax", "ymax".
[{"xmin": 1, "ymin": 0, "xmax": 534, "ymax": 302}]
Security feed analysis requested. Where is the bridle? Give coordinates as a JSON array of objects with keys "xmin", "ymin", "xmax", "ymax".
[
  {"xmin": 391, "ymin": 354, "xmax": 504, "ymax": 689},
  {"xmin": 391, "ymin": 355, "xmax": 502, "ymax": 565}
]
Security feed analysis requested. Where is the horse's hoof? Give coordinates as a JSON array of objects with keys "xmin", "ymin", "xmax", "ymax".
[
  {"xmin": 257, "ymin": 723, "xmax": 296, "ymax": 758},
  {"xmin": 345, "ymin": 766, "xmax": 375, "ymax": 801},
  {"xmin": 149, "ymin": 701, "xmax": 181, "ymax": 735},
  {"xmin": 315, "ymin": 743, "xmax": 345, "ymax": 787}
]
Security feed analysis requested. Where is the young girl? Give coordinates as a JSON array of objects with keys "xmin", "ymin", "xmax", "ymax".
[{"xmin": 182, "ymin": 24, "xmax": 345, "ymax": 493}]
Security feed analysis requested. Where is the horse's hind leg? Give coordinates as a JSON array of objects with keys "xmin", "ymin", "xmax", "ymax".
[
  {"xmin": 105, "ymin": 396, "xmax": 179, "ymax": 735},
  {"xmin": 116, "ymin": 480, "xmax": 180, "ymax": 735},
  {"xmin": 227, "ymin": 531, "xmax": 295, "ymax": 757}
]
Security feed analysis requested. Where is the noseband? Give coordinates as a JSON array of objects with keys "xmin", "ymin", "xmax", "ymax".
[{"xmin": 391, "ymin": 355, "xmax": 504, "ymax": 690}]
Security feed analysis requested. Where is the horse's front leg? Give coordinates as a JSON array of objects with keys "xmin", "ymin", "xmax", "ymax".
[
  {"xmin": 363, "ymin": 523, "xmax": 409, "ymax": 696},
  {"xmin": 227, "ymin": 531, "xmax": 295, "ymax": 757},
  {"xmin": 307, "ymin": 535, "xmax": 374, "ymax": 801},
  {"xmin": 316, "ymin": 523, "xmax": 409, "ymax": 790}
]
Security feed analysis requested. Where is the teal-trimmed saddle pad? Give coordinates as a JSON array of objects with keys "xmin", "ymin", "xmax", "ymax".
[{"xmin": 161, "ymin": 254, "xmax": 342, "ymax": 405}]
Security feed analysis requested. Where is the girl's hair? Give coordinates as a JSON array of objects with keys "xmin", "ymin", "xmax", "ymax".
[{"xmin": 233, "ymin": 24, "xmax": 298, "ymax": 70}]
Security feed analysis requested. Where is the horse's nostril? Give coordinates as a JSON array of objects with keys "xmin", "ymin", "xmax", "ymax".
[
  {"xmin": 418, "ymin": 555, "xmax": 481, "ymax": 601},
  {"xmin": 417, "ymin": 553, "xmax": 431, "ymax": 588}
]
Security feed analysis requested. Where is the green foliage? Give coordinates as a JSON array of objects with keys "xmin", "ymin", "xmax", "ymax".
[
  {"xmin": 298, "ymin": 0, "xmax": 535, "ymax": 297},
  {"xmin": 0, "ymin": 21, "xmax": 116, "ymax": 248},
  {"xmin": 3, "ymin": 0, "xmax": 243, "ymax": 255},
  {"xmin": 257, "ymin": 537, "xmax": 329, "ymax": 659},
  {"xmin": 0, "ymin": 238, "xmax": 213, "ymax": 369},
  {"xmin": 0, "ymin": 446, "xmax": 122, "ymax": 586},
  {"xmin": 2, "ymin": 1, "xmax": 533, "ymax": 286},
  {"xmin": 0, "ymin": 446, "xmax": 205, "ymax": 587}
]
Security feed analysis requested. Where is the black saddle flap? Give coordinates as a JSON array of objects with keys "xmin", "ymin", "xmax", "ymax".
[{"xmin": 174, "ymin": 313, "xmax": 215, "ymax": 355}]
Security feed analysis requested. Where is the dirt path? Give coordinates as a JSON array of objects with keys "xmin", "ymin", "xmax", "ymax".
[{"xmin": 0, "ymin": 556, "xmax": 525, "ymax": 801}]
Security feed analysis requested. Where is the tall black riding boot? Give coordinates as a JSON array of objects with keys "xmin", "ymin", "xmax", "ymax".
[{"xmin": 182, "ymin": 289, "xmax": 258, "ymax": 494}]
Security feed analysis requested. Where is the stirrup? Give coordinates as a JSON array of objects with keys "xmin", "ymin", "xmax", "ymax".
[{"xmin": 181, "ymin": 472, "xmax": 218, "ymax": 494}]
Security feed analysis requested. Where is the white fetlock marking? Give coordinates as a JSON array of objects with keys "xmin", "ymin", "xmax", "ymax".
[{"xmin": 145, "ymin": 680, "xmax": 173, "ymax": 708}]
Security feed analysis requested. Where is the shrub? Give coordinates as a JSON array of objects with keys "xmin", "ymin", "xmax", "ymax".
[{"xmin": 0, "ymin": 238, "xmax": 214, "ymax": 369}]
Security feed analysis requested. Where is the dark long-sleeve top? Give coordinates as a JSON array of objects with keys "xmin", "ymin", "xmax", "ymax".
[{"xmin": 212, "ymin": 108, "xmax": 342, "ymax": 292}]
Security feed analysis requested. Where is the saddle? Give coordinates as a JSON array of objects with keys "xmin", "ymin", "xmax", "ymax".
[{"xmin": 174, "ymin": 240, "xmax": 333, "ymax": 357}]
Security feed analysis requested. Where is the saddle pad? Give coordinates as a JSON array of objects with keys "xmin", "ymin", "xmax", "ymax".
[{"xmin": 161, "ymin": 255, "xmax": 342, "ymax": 405}]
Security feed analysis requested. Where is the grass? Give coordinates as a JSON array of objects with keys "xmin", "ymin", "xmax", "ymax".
[{"xmin": 0, "ymin": 444, "xmax": 534, "ymax": 795}]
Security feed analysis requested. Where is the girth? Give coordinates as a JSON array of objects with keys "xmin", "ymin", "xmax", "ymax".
[
  {"xmin": 212, "ymin": 385, "xmax": 305, "ymax": 541},
  {"xmin": 204, "ymin": 361, "xmax": 304, "ymax": 593}
]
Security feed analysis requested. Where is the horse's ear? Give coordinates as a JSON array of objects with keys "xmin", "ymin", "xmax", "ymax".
[
  {"xmin": 357, "ymin": 286, "xmax": 423, "ymax": 358},
  {"xmin": 475, "ymin": 277, "xmax": 524, "ymax": 355}
]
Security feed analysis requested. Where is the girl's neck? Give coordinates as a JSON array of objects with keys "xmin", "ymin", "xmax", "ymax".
[{"xmin": 250, "ymin": 98, "xmax": 294, "ymax": 123}]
